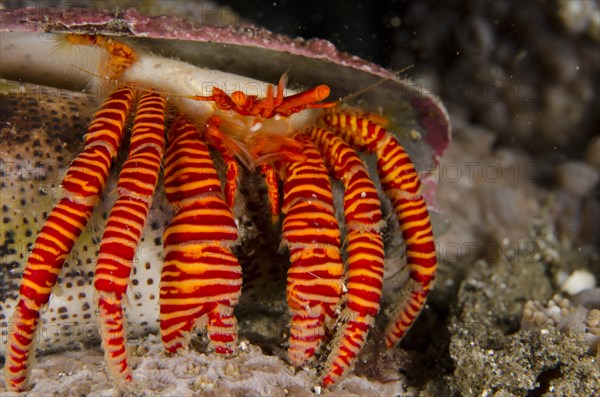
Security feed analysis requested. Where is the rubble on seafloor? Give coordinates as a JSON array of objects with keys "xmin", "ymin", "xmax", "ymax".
[
  {"xmin": 522, "ymin": 291, "xmax": 600, "ymax": 355},
  {"xmin": 0, "ymin": 335, "xmax": 417, "ymax": 397}
]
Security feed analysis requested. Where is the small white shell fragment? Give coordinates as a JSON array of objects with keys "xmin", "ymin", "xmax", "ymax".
[
  {"xmin": 409, "ymin": 129, "xmax": 422, "ymax": 141},
  {"xmin": 560, "ymin": 270, "xmax": 597, "ymax": 295}
]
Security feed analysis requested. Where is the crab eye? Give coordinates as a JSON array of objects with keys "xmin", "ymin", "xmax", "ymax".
[{"xmin": 231, "ymin": 91, "xmax": 247, "ymax": 106}]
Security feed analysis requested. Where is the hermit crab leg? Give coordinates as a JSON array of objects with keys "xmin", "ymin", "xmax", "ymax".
[
  {"xmin": 322, "ymin": 109, "xmax": 437, "ymax": 348},
  {"xmin": 279, "ymin": 135, "xmax": 344, "ymax": 366},
  {"xmin": 4, "ymin": 87, "xmax": 134, "ymax": 392},
  {"xmin": 203, "ymin": 115, "xmax": 240, "ymax": 209},
  {"xmin": 259, "ymin": 163, "xmax": 281, "ymax": 224},
  {"xmin": 306, "ymin": 127, "xmax": 386, "ymax": 387},
  {"xmin": 253, "ymin": 137, "xmax": 306, "ymax": 225},
  {"xmin": 160, "ymin": 116, "xmax": 242, "ymax": 355},
  {"xmin": 93, "ymin": 91, "xmax": 166, "ymax": 382}
]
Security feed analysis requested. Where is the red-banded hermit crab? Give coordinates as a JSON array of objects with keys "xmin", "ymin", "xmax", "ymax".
[{"xmin": 0, "ymin": 8, "xmax": 450, "ymax": 392}]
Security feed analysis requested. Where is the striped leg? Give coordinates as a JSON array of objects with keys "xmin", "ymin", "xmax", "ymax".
[
  {"xmin": 322, "ymin": 110, "xmax": 437, "ymax": 349},
  {"xmin": 160, "ymin": 116, "xmax": 242, "ymax": 355},
  {"xmin": 259, "ymin": 163, "xmax": 280, "ymax": 224},
  {"xmin": 251, "ymin": 134, "xmax": 307, "ymax": 225},
  {"xmin": 4, "ymin": 87, "xmax": 134, "ymax": 392},
  {"xmin": 306, "ymin": 127, "xmax": 386, "ymax": 387},
  {"xmin": 204, "ymin": 115, "xmax": 240, "ymax": 208},
  {"xmin": 93, "ymin": 92, "xmax": 166, "ymax": 382},
  {"xmin": 280, "ymin": 135, "xmax": 344, "ymax": 367}
]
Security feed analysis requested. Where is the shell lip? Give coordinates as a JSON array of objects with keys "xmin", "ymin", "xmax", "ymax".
[{"xmin": 1, "ymin": 7, "xmax": 389, "ymax": 76}]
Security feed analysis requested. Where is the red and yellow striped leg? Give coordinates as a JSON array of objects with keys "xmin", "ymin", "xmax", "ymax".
[
  {"xmin": 259, "ymin": 163, "xmax": 280, "ymax": 224},
  {"xmin": 204, "ymin": 115, "xmax": 239, "ymax": 208},
  {"xmin": 307, "ymin": 127, "xmax": 386, "ymax": 387},
  {"xmin": 4, "ymin": 87, "xmax": 134, "ymax": 392},
  {"xmin": 280, "ymin": 135, "xmax": 344, "ymax": 367},
  {"xmin": 160, "ymin": 116, "xmax": 242, "ymax": 355},
  {"xmin": 252, "ymin": 135, "xmax": 306, "ymax": 225},
  {"xmin": 323, "ymin": 110, "xmax": 437, "ymax": 348},
  {"xmin": 93, "ymin": 92, "xmax": 166, "ymax": 382}
]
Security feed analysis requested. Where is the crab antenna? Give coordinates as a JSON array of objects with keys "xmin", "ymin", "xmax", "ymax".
[
  {"xmin": 336, "ymin": 64, "xmax": 414, "ymax": 104},
  {"xmin": 68, "ymin": 63, "xmax": 174, "ymax": 100}
]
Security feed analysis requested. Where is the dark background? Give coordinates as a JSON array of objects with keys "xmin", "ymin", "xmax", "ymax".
[
  {"xmin": 219, "ymin": 0, "xmax": 599, "ymax": 158},
  {"xmin": 217, "ymin": 0, "xmax": 411, "ymax": 69}
]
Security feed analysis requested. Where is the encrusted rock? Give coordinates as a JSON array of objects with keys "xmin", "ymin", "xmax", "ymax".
[{"xmin": 522, "ymin": 293, "xmax": 600, "ymax": 353}]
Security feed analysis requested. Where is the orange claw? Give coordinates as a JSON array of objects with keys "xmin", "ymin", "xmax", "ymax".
[
  {"xmin": 191, "ymin": 88, "xmax": 237, "ymax": 111},
  {"xmin": 272, "ymin": 83, "xmax": 333, "ymax": 116},
  {"xmin": 189, "ymin": 73, "xmax": 335, "ymax": 118}
]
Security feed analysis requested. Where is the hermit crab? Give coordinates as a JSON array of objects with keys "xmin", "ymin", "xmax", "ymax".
[{"xmin": 0, "ymin": 8, "xmax": 450, "ymax": 392}]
